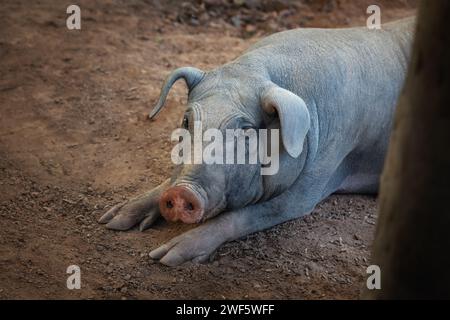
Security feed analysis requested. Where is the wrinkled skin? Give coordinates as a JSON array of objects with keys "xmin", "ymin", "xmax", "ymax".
[{"xmin": 99, "ymin": 18, "xmax": 415, "ymax": 266}]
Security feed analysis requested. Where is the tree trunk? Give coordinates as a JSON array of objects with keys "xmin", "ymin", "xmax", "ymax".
[{"xmin": 364, "ymin": 1, "xmax": 450, "ymax": 299}]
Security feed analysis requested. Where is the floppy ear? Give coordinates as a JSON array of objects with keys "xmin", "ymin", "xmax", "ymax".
[{"xmin": 261, "ymin": 86, "xmax": 311, "ymax": 158}]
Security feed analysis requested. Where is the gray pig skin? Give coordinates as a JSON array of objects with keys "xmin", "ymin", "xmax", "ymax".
[{"xmin": 99, "ymin": 17, "xmax": 415, "ymax": 266}]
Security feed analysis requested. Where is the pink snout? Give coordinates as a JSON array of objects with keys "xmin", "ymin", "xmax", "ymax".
[{"xmin": 159, "ymin": 186, "xmax": 205, "ymax": 224}]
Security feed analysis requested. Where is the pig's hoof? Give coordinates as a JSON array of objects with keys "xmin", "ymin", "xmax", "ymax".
[
  {"xmin": 149, "ymin": 227, "xmax": 222, "ymax": 267},
  {"xmin": 98, "ymin": 201, "xmax": 159, "ymax": 231}
]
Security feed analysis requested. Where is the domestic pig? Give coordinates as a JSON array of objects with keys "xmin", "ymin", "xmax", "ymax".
[{"xmin": 99, "ymin": 17, "xmax": 415, "ymax": 266}]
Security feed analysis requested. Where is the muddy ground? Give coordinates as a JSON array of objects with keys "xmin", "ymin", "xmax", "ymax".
[{"xmin": 0, "ymin": 0, "xmax": 416, "ymax": 299}]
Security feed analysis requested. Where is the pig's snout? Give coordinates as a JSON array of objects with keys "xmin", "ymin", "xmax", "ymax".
[{"xmin": 159, "ymin": 185, "xmax": 205, "ymax": 224}]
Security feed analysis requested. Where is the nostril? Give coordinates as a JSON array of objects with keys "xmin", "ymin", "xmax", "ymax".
[{"xmin": 159, "ymin": 186, "xmax": 205, "ymax": 224}]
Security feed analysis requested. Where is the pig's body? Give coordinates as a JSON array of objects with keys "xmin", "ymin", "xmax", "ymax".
[
  {"xmin": 219, "ymin": 17, "xmax": 413, "ymax": 197},
  {"xmin": 100, "ymin": 17, "xmax": 415, "ymax": 266}
]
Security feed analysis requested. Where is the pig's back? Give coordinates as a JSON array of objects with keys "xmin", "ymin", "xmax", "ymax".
[{"xmin": 240, "ymin": 17, "xmax": 415, "ymax": 154}]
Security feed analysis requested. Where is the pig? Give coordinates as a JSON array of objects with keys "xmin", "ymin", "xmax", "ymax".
[{"xmin": 99, "ymin": 17, "xmax": 415, "ymax": 266}]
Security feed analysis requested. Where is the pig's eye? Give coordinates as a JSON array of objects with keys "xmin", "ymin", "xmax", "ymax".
[
  {"xmin": 240, "ymin": 119, "xmax": 255, "ymax": 131},
  {"xmin": 182, "ymin": 115, "xmax": 189, "ymax": 129}
]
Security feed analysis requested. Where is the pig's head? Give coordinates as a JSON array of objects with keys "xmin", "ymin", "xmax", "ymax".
[{"xmin": 150, "ymin": 66, "xmax": 311, "ymax": 224}]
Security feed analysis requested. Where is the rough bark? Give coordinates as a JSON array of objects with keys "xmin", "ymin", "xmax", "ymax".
[{"xmin": 364, "ymin": 1, "xmax": 450, "ymax": 299}]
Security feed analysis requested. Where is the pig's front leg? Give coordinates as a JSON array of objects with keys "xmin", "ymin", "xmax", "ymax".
[
  {"xmin": 98, "ymin": 179, "xmax": 170, "ymax": 231},
  {"xmin": 149, "ymin": 191, "xmax": 314, "ymax": 266}
]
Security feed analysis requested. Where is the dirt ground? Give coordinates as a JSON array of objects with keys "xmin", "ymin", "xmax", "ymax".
[{"xmin": 0, "ymin": 0, "xmax": 416, "ymax": 299}]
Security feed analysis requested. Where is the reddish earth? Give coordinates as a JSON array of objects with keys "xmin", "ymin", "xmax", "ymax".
[{"xmin": 0, "ymin": 0, "xmax": 416, "ymax": 299}]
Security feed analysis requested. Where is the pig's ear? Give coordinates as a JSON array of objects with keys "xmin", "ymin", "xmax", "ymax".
[
  {"xmin": 149, "ymin": 67, "xmax": 204, "ymax": 119},
  {"xmin": 261, "ymin": 86, "xmax": 311, "ymax": 158}
]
